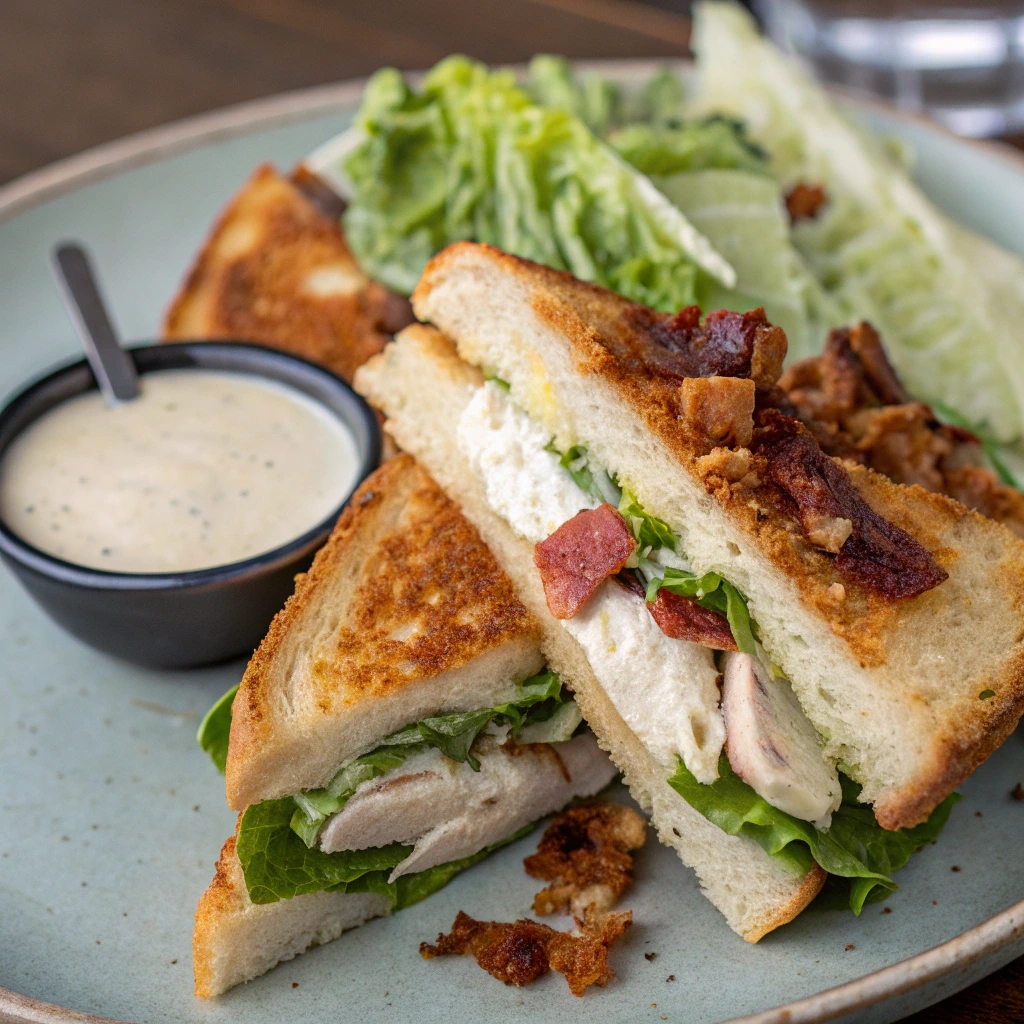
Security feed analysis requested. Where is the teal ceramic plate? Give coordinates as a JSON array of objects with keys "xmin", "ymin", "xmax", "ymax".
[{"xmin": 0, "ymin": 63, "xmax": 1021, "ymax": 1024}]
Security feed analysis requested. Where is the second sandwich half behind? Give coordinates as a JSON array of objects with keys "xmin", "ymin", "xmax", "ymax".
[
  {"xmin": 355, "ymin": 242, "xmax": 1024, "ymax": 942},
  {"xmin": 193, "ymin": 453, "xmax": 616, "ymax": 997}
]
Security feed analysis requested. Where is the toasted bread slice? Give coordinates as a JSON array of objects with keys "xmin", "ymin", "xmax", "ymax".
[
  {"xmin": 194, "ymin": 832, "xmax": 392, "ymax": 998},
  {"xmin": 355, "ymin": 325, "xmax": 826, "ymax": 942},
  {"xmin": 384, "ymin": 242, "xmax": 1024, "ymax": 831},
  {"xmin": 163, "ymin": 164, "xmax": 412, "ymax": 381},
  {"xmin": 226, "ymin": 453, "xmax": 543, "ymax": 810}
]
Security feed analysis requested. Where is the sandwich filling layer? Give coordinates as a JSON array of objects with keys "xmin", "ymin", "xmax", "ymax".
[
  {"xmin": 455, "ymin": 378, "xmax": 957, "ymax": 912},
  {"xmin": 200, "ymin": 669, "xmax": 616, "ymax": 907}
]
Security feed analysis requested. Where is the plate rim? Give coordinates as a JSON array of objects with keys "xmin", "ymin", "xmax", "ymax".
[{"xmin": 0, "ymin": 61, "xmax": 1022, "ymax": 1024}]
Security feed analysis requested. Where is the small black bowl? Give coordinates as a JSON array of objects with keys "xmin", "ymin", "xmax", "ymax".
[{"xmin": 0, "ymin": 342, "xmax": 381, "ymax": 669}]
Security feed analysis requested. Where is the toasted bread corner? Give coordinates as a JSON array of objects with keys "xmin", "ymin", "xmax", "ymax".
[{"xmin": 164, "ymin": 163, "xmax": 412, "ymax": 381}]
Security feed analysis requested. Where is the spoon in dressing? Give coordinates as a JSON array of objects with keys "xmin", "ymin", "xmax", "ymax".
[{"xmin": 51, "ymin": 242, "xmax": 140, "ymax": 404}]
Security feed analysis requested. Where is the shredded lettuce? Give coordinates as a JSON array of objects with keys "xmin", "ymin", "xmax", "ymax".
[
  {"xmin": 617, "ymin": 486, "xmax": 677, "ymax": 552},
  {"xmin": 342, "ymin": 55, "xmax": 735, "ymax": 306},
  {"xmin": 196, "ymin": 683, "xmax": 237, "ymax": 773},
  {"xmin": 669, "ymin": 755, "xmax": 959, "ymax": 913},
  {"xmin": 236, "ymin": 795, "xmax": 532, "ymax": 906},
  {"xmin": 544, "ymin": 440, "xmax": 622, "ymax": 506}
]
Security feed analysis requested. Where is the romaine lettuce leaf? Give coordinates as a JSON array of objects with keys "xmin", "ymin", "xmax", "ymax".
[
  {"xmin": 668, "ymin": 754, "xmax": 958, "ymax": 913},
  {"xmin": 342, "ymin": 55, "xmax": 735, "ymax": 307},
  {"xmin": 609, "ymin": 117, "xmax": 767, "ymax": 177},
  {"xmin": 525, "ymin": 55, "xmax": 686, "ymax": 136},
  {"xmin": 544, "ymin": 441, "xmax": 622, "ymax": 505},
  {"xmin": 236, "ymin": 795, "xmax": 534, "ymax": 906},
  {"xmin": 196, "ymin": 683, "xmax": 237, "ymax": 773},
  {"xmin": 689, "ymin": 1, "xmax": 1024, "ymax": 442},
  {"xmin": 654, "ymin": 167, "xmax": 839, "ymax": 357}
]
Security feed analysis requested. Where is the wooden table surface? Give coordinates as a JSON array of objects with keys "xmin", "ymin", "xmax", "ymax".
[{"xmin": 2, "ymin": 1, "xmax": 1022, "ymax": 1021}]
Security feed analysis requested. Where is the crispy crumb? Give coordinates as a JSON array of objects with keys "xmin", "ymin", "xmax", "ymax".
[
  {"xmin": 525, "ymin": 802, "xmax": 646, "ymax": 919},
  {"xmin": 881, "ymin": 907, "xmax": 892, "ymax": 915},
  {"xmin": 827, "ymin": 582, "xmax": 846, "ymax": 603},
  {"xmin": 932, "ymin": 900, "xmax": 938, "ymax": 906},
  {"xmin": 951, "ymin": 865, "xmax": 961, "ymax": 872},
  {"xmin": 421, "ymin": 908, "xmax": 631, "ymax": 996},
  {"xmin": 292, "ymin": 982, "xmax": 299, "ymax": 989},
  {"xmin": 845, "ymin": 944, "xmax": 855, "ymax": 951},
  {"xmin": 644, "ymin": 952, "xmax": 657, "ymax": 962},
  {"xmin": 666, "ymin": 975, "xmax": 676, "ymax": 982},
  {"xmin": 1012, "ymin": 783, "xmax": 1024, "ymax": 801}
]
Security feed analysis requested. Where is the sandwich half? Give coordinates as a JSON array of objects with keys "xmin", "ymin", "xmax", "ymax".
[
  {"xmin": 355, "ymin": 242, "xmax": 1024, "ymax": 938},
  {"xmin": 193, "ymin": 453, "xmax": 616, "ymax": 996}
]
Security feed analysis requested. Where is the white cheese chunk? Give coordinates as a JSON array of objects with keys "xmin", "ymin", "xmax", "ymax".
[{"xmin": 458, "ymin": 381, "xmax": 597, "ymax": 543}]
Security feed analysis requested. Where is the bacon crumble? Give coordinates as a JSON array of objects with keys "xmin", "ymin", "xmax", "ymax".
[
  {"xmin": 649, "ymin": 588, "xmax": 739, "ymax": 649},
  {"xmin": 534, "ymin": 504, "xmax": 637, "ymax": 619},
  {"xmin": 525, "ymin": 802, "xmax": 647, "ymax": 919},
  {"xmin": 780, "ymin": 323, "xmax": 1024, "ymax": 537},
  {"xmin": 646, "ymin": 306, "xmax": 787, "ymax": 390},
  {"xmin": 785, "ymin": 182, "xmax": 828, "ymax": 222},
  {"xmin": 750, "ymin": 408, "xmax": 948, "ymax": 599},
  {"xmin": 420, "ymin": 909, "xmax": 632, "ymax": 996}
]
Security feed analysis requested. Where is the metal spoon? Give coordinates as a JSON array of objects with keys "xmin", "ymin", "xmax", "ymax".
[{"xmin": 51, "ymin": 242, "xmax": 140, "ymax": 404}]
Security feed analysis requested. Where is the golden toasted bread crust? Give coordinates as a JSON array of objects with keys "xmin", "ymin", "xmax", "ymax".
[
  {"xmin": 226, "ymin": 454, "xmax": 540, "ymax": 806},
  {"xmin": 193, "ymin": 831, "xmax": 244, "ymax": 999},
  {"xmin": 163, "ymin": 164, "xmax": 412, "ymax": 381},
  {"xmin": 742, "ymin": 865, "xmax": 827, "ymax": 943}
]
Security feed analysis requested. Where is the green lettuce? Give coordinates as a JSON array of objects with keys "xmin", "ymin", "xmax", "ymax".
[
  {"xmin": 236, "ymin": 794, "xmax": 532, "ymax": 906},
  {"xmin": 669, "ymin": 755, "xmax": 958, "ymax": 913},
  {"xmin": 525, "ymin": 55, "xmax": 686, "ymax": 135},
  {"xmin": 654, "ymin": 168, "xmax": 839, "ymax": 357},
  {"xmin": 609, "ymin": 116, "xmax": 767, "ymax": 177},
  {"xmin": 289, "ymin": 670, "xmax": 571, "ymax": 845},
  {"xmin": 544, "ymin": 441, "xmax": 621, "ymax": 505},
  {"xmin": 617, "ymin": 485, "xmax": 678, "ymax": 552},
  {"xmin": 342, "ymin": 55, "xmax": 735, "ymax": 308},
  {"xmin": 196, "ymin": 684, "xmax": 237, "ymax": 773},
  {"xmin": 689, "ymin": 2, "xmax": 1024, "ymax": 442}
]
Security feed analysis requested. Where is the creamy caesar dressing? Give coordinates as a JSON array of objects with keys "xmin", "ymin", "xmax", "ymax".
[{"xmin": 0, "ymin": 370, "xmax": 359, "ymax": 573}]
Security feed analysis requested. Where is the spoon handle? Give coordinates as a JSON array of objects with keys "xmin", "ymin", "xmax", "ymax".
[{"xmin": 51, "ymin": 243, "xmax": 140, "ymax": 403}]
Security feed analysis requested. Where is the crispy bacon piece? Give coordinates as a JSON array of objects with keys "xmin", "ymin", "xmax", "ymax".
[
  {"xmin": 751, "ymin": 408, "xmax": 948, "ymax": 599},
  {"xmin": 642, "ymin": 306, "xmax": 787, "ymax": 390},
  {"xmin": 420, "ymin": 909, "xmax": 632, "ymax": 996},
  {"xmin": 785, "ymin": 182, "xmax": 827, "ymax": 222},
  {"xmin": 524, "ymin": 802, "xmax": 647, "ymax": 919},
  {"xmin": 649, "ymin": 589, "xmax": 738, "ymax": 650},
  {"xmin": 779, "ymin": 323, "xmax": 1024, "ymax": 537},
  {"xmin": 679, "ymin": 376, "xmax": 755, "ymax": 449},
  {"xmin": 617, "ymin": 569, "xmax": 736, "ymax": 649},
  {"xmin": 534, "ymin": 504, "xmax": 636, "ymax": 619}
]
